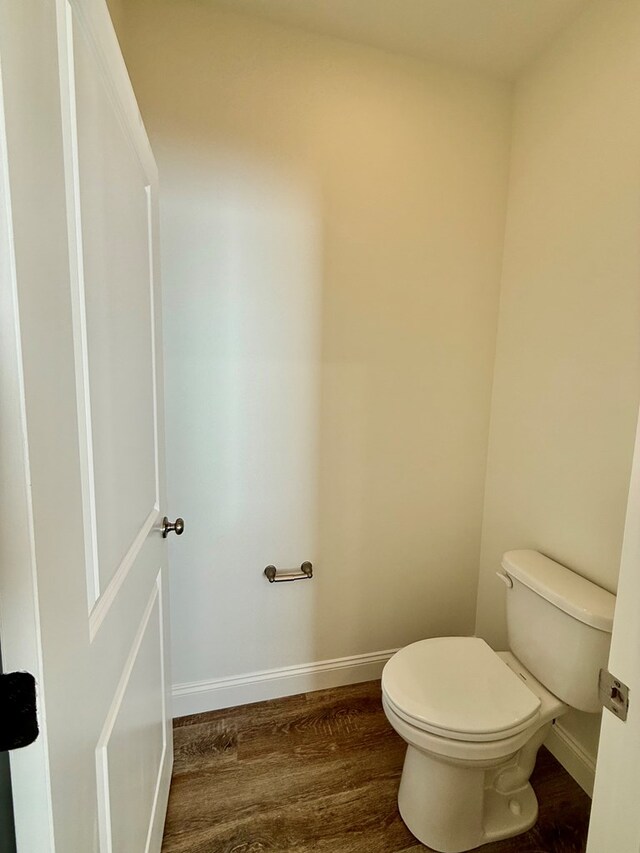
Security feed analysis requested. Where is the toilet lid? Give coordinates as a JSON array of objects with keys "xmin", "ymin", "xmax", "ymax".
[{"xmin": 382, "ymin": 637, "xmax": 541, "ymax": 742}]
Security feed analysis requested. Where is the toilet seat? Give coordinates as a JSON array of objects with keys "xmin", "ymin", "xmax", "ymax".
[{"xmin": 382, "ymin": 637, "xmax": 541, "ymax": 743}]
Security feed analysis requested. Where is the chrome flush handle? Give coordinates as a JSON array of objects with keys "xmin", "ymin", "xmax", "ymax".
[{"xmin": 162, "ymin": 516, "xmax": 185, "ymax": 538}]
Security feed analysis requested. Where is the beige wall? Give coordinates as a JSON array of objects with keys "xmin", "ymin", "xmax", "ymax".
[
  {"xmin": 119, "ymin": 0, "xmax": 511, "ymax": 689},
  {"xmin": 110, "ymin": 0, "xmax": 640, "ymax": 791},
  {"xmin": 475, "ymin": 0, "xmax": 640, "ymax": 765}
]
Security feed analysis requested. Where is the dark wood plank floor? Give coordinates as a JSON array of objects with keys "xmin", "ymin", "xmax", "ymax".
[{"xmin": 162, "ymin": 680, "xmax": 591, "ymax": 853}]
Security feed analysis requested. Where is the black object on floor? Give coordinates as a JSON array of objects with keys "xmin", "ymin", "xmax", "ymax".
[{"xmin": 0, "ymin": 672, "xmax": 39, "ymax": 752}]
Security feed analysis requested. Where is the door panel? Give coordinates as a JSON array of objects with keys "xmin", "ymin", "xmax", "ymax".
[
  {"xmin": 96, "ymin": 577, "xmax": 167, "ymax": 853},
  {"xmin": 67, "ymin": 4, "xmax": 159, "ymax": 606},
  {"xmin": 0, "ymin": 0, "xmax": 172, "ymax": 850}
]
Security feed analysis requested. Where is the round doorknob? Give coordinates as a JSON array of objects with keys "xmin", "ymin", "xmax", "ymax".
[{"xmin": 162, "ymin": 516, "xmax": 185, "ymax": 538}]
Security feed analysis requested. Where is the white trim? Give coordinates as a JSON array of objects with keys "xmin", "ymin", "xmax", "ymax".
[
  {"xmin": 545, "ymin": 719, "xmax": 596, "ymax": 797},
  {"xmin": 59, "ymin": 0, "xmax": 101, "ymax": 611},
  {"xmin": 145, "ymin": 184, "xmax": 161, "ymax": 514},
  {"xmin": 171, "ymin": 648, "xmax": 399, "ymax": 718},
  {"xmin": 88, "ymin": 508, "xmax": 160, "ymax": 641},
  {"xmin": 143, "ymin": 572, "xmax": 168, "ymax": 853},
  {"xmin": 0, "ymin": 45, "xmax": 56, "ymax": 853}
]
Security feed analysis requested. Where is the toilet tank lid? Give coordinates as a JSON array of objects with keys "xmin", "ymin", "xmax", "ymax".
[{"xmin": 502, "ymin": 550, "xmax": 616, "ymax": 633}]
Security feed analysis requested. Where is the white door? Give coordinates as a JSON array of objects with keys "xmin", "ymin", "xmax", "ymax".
[
  {"xmin": 587, "ymin": 410, "xmax": 640, "ymax": 852},
  {"xmin": 0, "ymin": 0, "xmax": 173, "ymax": 851}
]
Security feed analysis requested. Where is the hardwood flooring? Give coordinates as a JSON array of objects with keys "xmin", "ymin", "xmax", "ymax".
[{"xmin": 161, "ymin": 680, "xmax": 591, "ymax": 853}]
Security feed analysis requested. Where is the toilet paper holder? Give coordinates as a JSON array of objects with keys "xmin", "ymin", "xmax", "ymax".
[{"xmin": 264, "ymin": 561, "xmax": 313, "ymax": 583}]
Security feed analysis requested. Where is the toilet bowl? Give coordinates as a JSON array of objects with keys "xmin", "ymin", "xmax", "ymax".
[
  {"xmin": 382, "ymin": 639, "xmax": 565, "ymax": 853},
  {"xmin": 381, "ymin": 550, "xmax": 616, "ymax": 853}
]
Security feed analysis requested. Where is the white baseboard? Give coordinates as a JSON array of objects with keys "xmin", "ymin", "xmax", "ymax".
[
  {"xmin": 173, "ymin": 652, "xmax": 597, "ymax": 799},
  {"xmin": 171, "ymin": 648, "xmax": 399, "ymax": 718},
  {"xmin": 545, "ymin": 720, "xmax": 596, "ymax": 797}
]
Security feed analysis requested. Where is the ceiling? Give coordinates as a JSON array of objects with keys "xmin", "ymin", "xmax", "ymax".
[{"xmin": 209, "ymin": 0, "xmax": 589, "ymax": 80}]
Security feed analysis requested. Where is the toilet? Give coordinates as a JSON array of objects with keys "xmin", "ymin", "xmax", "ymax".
[{"xmin": 381, "ymin": 549, "xmax": 616, "ymax": 853}]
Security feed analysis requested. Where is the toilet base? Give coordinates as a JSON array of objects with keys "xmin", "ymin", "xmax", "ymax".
[{"xmin": 397, "ymin": 741, "xmax": 541, "ymax": 853}]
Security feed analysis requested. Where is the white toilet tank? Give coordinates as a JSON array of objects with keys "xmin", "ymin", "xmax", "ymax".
[{"xmin": 501, "ymin": 550, "xmax": 616, "ymax": 713}]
